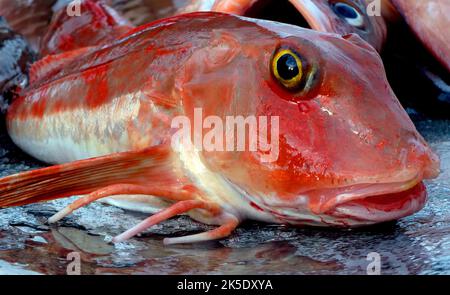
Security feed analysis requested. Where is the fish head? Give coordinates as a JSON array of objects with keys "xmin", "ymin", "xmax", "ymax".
[
  {"xmin": 176, "ymin": 15, "xmax": 439, "ymax": 226},
  {"xmin": 209, "ymin": 0, "xmax": 386, "ymax": 51}
]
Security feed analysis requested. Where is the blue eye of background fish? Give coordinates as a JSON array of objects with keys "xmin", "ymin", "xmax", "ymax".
[
  {"xmin": 332, "ymin": 2, "xmax": 364, "ymax": 28},
  {"xmin": 333, "ymin": 3, "xmax": 358, "ymax": 19}
]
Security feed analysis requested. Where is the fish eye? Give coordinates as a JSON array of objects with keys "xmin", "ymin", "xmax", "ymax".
[
  {"xmin": 332, "ymin": 2, "xmax": 365, "ymax": 28},
  {"xmin": 272, "ymin": 49, "xmax": 304, "ymax": 90}
]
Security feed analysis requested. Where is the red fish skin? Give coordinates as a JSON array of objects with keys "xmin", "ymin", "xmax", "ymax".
[
  {"xmin": 5, "ymin": 12, "xmax": 440, "ymax": 230},
  {"xmin": 391, "ymin": 0, "xmax": 450, "ymax": 72}
]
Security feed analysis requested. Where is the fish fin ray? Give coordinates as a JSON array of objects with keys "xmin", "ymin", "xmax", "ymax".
[
  {"xmin": 48, "ymin": 183, "xmax": 195, "ymax": 223},
  {"xmin": 113, "ymin": 200, "xmax": 237, "ymax": 243},
  {"xmin": 164, "ymin": 217, "xmax": 239, "ymax": 245}
]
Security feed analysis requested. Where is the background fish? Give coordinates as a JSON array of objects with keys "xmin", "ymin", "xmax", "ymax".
[
  {"xmin": 0, "ymin": 0, "xmax": 200, "ymax": 51},
  {"xmin": 40, "ymin": 0, "xmax": 133, "ymax": 55},
  {"xmin": 390, "ymin": 0, "xmax": 450, "ymax": 72},
  {"xmin": 0, "ymin": 12, "xmax": 439, "ymax": 244},
  {"xmin": 178, "ymin": 0, "xmax": 387, "ymax": 51},
  {"xmin": 0, "ymin": 0, "xmax": 56, "ymax": 51},
  {"xmin": 380, "ymin": 0, "xmax": 450, "ymax": 118}
]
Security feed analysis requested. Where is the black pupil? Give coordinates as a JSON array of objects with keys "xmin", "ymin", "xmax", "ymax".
[
  {"xmin": 333, "ymin": 3, "xmax": 358, "ymax": 19},
  {"xmin": 277, "ymin": 54, "xmax": 299, "ymax": 81}
]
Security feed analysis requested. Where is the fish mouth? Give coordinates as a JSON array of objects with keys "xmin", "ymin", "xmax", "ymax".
[
  {"xmin": 310, "ymin": 174, "xmax": 425, "ymax": 213},
  {"xmin": 243, "ymin": 0, "xmax": 312, "ymax": 29},
  {"xmin": 302, "ymin": 173, "xmax": 429, "ymax": 226},
  {"xmin": 327, "ymin": 182, "xmax": 427, "ymax": 225},
  {"xmin": 237, "ymin": 175, "xmax": 429, "ymax": 227}
]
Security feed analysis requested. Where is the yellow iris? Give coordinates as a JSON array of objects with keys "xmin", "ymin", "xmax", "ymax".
[{"xmin": 272, "ymin": 49, "xmax": 304, "ymax": 90}]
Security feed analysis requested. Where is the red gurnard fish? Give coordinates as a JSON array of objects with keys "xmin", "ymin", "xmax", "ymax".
[
  {"xmin": 178, "ymin": 0, "xmax": 387, "ymax": 51},
  {"xmin": 390, "ymin": 0, "xmax": 450, "ymax": 72},
  {"xmin": 0, "ymin": 12, "xmax": 440, "ymax": 244}
]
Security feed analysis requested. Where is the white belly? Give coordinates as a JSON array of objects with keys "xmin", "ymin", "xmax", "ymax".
[{"xmin": 8, "ymin": 94, "xmax": 145, "ymax": 164}]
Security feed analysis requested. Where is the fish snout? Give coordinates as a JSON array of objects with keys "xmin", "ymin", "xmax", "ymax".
[
  {"xmin": 423, "ymin": 152, "xmax": 440, "ymax": 180},
  {"xmin": 367, "ymin": 127, "xmax": 440, "ymax": 185},
  {"xmin": 405, "ymin": 135, "xmax": 440, "ymax": 180}
]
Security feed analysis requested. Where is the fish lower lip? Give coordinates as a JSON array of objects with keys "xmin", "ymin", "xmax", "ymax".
[
  {"xmin": 312, "ymin": 176, "xmax": 423, "ymax": 214},
  {"xmin": 330, "ymin": 182, "xmax": 427, "ymax": 223}
]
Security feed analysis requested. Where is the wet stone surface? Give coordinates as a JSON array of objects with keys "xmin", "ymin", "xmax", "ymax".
[{"xmin": 0, "ymin": 117, "xmax": 449, "ymax": 275}]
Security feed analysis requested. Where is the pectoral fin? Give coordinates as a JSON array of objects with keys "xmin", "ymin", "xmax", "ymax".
[{"xmin": 0, "ymin": 144, "xmax": 184, "ymax": 208}]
